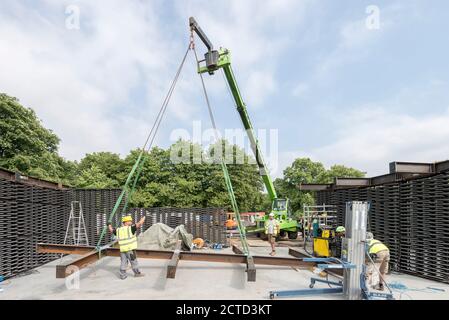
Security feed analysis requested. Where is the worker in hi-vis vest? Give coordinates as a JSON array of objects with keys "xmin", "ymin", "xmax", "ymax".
[
  {"xmin": 108, "ymin": 215, "xmax": 146, "ymax": 279},
  {"xmin": 365, "ymin": 232, "xmax": 390, "ymax": 291},
  {"xmin": 265, "ymin": 212, "xmax": 280, "ymax": 256}
]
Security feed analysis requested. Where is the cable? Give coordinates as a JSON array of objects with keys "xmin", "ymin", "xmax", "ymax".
[
  {"xmin": 192, "ymin": 45, "xmax": 249, "ymax": 255},
  {"xmin": 95, "ymin": 44, "xmax": 191, "ymax": 249}
]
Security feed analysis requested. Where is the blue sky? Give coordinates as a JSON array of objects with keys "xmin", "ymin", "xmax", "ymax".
[{"xmin": 1, "ymin": 0, "xmax": 449, "ymax": 178}]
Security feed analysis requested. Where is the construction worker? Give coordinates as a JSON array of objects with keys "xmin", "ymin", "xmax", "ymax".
[
  {"xmin": 365, "ymin": 232, "xmax": 390, "ymax": 291},
  {"xmin": 108, "ymin": 215, "xmax": 146, "ymax": 280},
  {"xmin": 335, "ymin": 226, "xmax": 345, "ymax": 238},
  {"xmin": 265, "ymin": 212, "xmax": 280, "ymax": 256}
]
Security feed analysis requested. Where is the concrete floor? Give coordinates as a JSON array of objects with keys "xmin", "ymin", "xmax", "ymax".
[{"xmin": 1, "ymin": 246, "xmax": 449, "ymax": 300}]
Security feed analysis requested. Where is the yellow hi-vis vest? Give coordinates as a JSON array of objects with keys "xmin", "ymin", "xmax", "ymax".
[
  {"xmin": 368, "ymin": 239, "xmax": 389, "ymax": 254},
  {"xmin": 265, "ymin": 219, "xmax": 280, "ymax": 236},
  {"xmin": 116, "ymin": 226, "xmax": 137, "ymax": 252}
]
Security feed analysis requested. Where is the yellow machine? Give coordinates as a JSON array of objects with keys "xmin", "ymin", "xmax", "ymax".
[{"xmin": 313, "ymin": 228, "xmax": 335, "ymax": 257}]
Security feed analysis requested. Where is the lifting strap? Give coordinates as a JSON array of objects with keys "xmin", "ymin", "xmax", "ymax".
[
  {"xmin": 192, "ymin": 44, "xmax": 250, "ymax": 256},
  {"xmin": 95, "ymin": 44, "xmax": 191, "ymax": 251},
  {"xmin": 96, "ymin": 38, "xmax": 250, "ymax": 257}
]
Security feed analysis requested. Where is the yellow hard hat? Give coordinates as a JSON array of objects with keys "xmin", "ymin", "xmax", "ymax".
[{"xmin": 122, "ymin": 215, "xmax": 132, "ymax": 223}]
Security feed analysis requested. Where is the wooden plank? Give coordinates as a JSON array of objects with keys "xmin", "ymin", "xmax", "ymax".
[{"xmin": 167, "ymin": 240, "xmax": 182, "ymax": 279}]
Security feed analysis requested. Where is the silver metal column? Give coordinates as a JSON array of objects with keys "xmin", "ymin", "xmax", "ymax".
[{"xmin": 342, "ymin": 201, "xmax": 368, "ymax": 300}]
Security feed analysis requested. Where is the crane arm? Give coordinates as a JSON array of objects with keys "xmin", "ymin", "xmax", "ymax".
[{"xmin": 190, "ymin": 17, "xmax": 277, "ymax": 201}]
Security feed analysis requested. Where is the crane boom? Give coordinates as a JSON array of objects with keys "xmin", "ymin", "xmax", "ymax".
[
  {"xmin": 220, "ymin": 64, "xmax": 278, "ymax": 201},
  {"xmin": 190, "ymin": 17, "xmax": 277, "ymax": 201},
  {"xmin": 190, "ymin": 17, "xmax": 298, "ymax": 238}
]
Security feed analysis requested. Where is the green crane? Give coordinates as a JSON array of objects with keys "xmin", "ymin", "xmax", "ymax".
[{"xmin": 190, "ymin": 17, "xmax": 299, "ymax": 240}]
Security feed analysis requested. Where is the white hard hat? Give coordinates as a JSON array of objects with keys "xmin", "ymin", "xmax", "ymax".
[
  {"xmin": 269, "ymin": 213, "xmax": 275, "ymax": 217},
  {"xmin": 366, "ymin": 232, "xmax": 374, "ymax": 240}
]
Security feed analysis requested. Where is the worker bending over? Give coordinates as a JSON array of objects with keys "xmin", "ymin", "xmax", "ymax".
[
  {"xmin": 366, "ymin": 232, "xmax": 390, "ymax": 291},
  {"xmin": 108, "ymin": 215, "xmax": 146, "ymax": 279},
  {"xmin": 335, "ymin": 226, "xmax": 345, "ymax": 238},
  {"xmin": 265, "ymin": 212, "xmax": 280, "ymax": 256}
]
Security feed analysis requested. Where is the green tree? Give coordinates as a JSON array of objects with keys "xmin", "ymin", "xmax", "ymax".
[
  {"xmin": 324, "ymin": 164, "xmax": 365, "ymax": 182},
  {"xmin": 275, "ymin": 158, "xmax": 364, "ymax": 214},
  {"xmin": 77, "ymin": 152, "xmax": 124, "ymax": 187},
  {"xmin": 75, "ymin": 164, "xmax": 116, "ymax": 189},
  {"xmin": 0, "ymin": 93, "xmax": 75, "ymax": 184}
]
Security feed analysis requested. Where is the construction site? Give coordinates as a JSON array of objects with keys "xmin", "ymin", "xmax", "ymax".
[{"xmin": 1, "ymin": 5, "xmax": 449, "ymax": 303}]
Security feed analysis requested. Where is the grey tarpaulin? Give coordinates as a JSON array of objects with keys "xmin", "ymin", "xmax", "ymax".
[{"xmin": 137, "ymin": 223, "xmax": 193, "ymax": 251}]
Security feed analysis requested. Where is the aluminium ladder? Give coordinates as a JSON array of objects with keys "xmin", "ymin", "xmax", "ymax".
[{"xmin": 63, "ymin": 201, "xmax": 89, "ymax": 246}]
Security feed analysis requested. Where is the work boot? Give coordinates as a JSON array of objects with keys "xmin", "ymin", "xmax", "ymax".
[
  {"xmin": 119, "ymin": 274, "xmax": 127, "ymax": 280},
  {"xmin": 134, "ymin": 272, "xmax": 145, "ymax": 278}
]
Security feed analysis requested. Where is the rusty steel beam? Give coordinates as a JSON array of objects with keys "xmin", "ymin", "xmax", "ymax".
[
  {"xmin": 288, "ymin": 247, "xmax": 307, "ymax": 258},
  {"xmin": 232, "ymin": 244, "xmax": 244, "ymax": 255},
  {"xmin": 105, "ymin": 248, "xmax": 173, "ymax": 260},
  {"xmin": 167, "ymin": 240, "xmax": 182, "ymax": 279},
  {"xmin": 56, "ymin": 249, "xmax": 105, "ymax": 278},
  {"xmin": 0, "ymin": 168, "xmax": 67, "ymax": 189},
  {"xmin": 246, "ymin": 256, "xmax": 256, "ymax": 282},
  {"xmin": 298, "ymin": 184, "xmax": 332, "ymax": 191},
  {"xmin": 38, "ymin": 243, "xmax": 316, "ymax": 279},
  {"xmin": 231, "ymin": 244, "xmax": 256, "ymax": 281},
  {"xmin": 37, "ymin": 243, "xmax": 95, "ymax": 255}
]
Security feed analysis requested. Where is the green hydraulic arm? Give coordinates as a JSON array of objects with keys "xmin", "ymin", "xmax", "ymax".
[
  {"xmin": 190, "ymin": 17, "xmax": 299, "ymax": 237},
  {"xmin": 189, "ymin": 17, "xmax": 277, "ymax": 202}
]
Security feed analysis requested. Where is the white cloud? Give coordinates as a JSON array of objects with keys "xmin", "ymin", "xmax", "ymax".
[
  {"xmin": 174, "ymin": 0, "xmax": 310, "ymax": 108},
  {"xmin": 0, "ymin": 0, "xmax": 311, "ymax": 162},
  {"xmin": 292, "ymin": 82, "xmax": 309, "ymax": 97},
  {"xmin": 307, "ymin": 105, "xmax": 449, "ymax": 177},
  {"xmin": 245, "ymin": 71, "xmax": 277, "ymax": 107},
  {"xmin": 0, "ymin": 1, "xmax": 191, "ymax": 160}
]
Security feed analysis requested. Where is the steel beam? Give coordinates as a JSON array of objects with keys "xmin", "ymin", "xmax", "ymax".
[
  {"xmin": 389, "ymin": 161, "xmax": 434, "ymax": 174},
  {"xmin": 105, "ymin": 248, "xmax": 173, "ymax": 260},
  {"xmin": 56, "ymin": 249, "xmax": 104, "ymax": 278},
  {"xmin": 288, "ymin": 247, "xmax": 307, "ymax": 258},
  {"xmin": 335, "ymin": 178, "xmax": 370, "ymax": 187},
  {"xmin": 0, "ymin": 168, "xmax": 66, "ymax": 189},
  {"xmin": 298, "ymin": 184, "xmax": 332, "ymax": 191},
  {"xmin": 232, "ymin": 245, "xmax": 256, "ymax": 281},
  {"xmin": 38, "ymin": 243, "xmax": 316, "ymax": 279},
  {"xmin": 246, "ymin": 255, "xmax": 256, "ymax": 282},
  {"xmin": 37, "ymin": 243, "xmax": 95, "ymax": 255},
  {"xmin": 167, "ymin": 240, "xmax": 181, "ymax": 279},
  {"xmin": 435, "ymin": 160, "xmax": 449, "ymax": 173},
  {"xmin": 232, "ymin": 244, "xmax": 244, "ymax": 255}
]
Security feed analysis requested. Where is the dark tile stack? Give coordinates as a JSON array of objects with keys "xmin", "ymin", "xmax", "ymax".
[
  {"xmin": 0, "ymin": 179, "xmax": 69, "ymax": 278},
  {"xmin": 1, "ymin": 175, "xmax": 227, "ymax": 279},
  {"xmin": 315, "ymin": 172, "xmax": 449, "ymax": 284},
  {"xmin": 127, "ymin": 207, "xmax": 227, "ymax": 244},
  {"xmin": 69, "ymin": 189, "xmax": 124, "ymax": 246}
]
